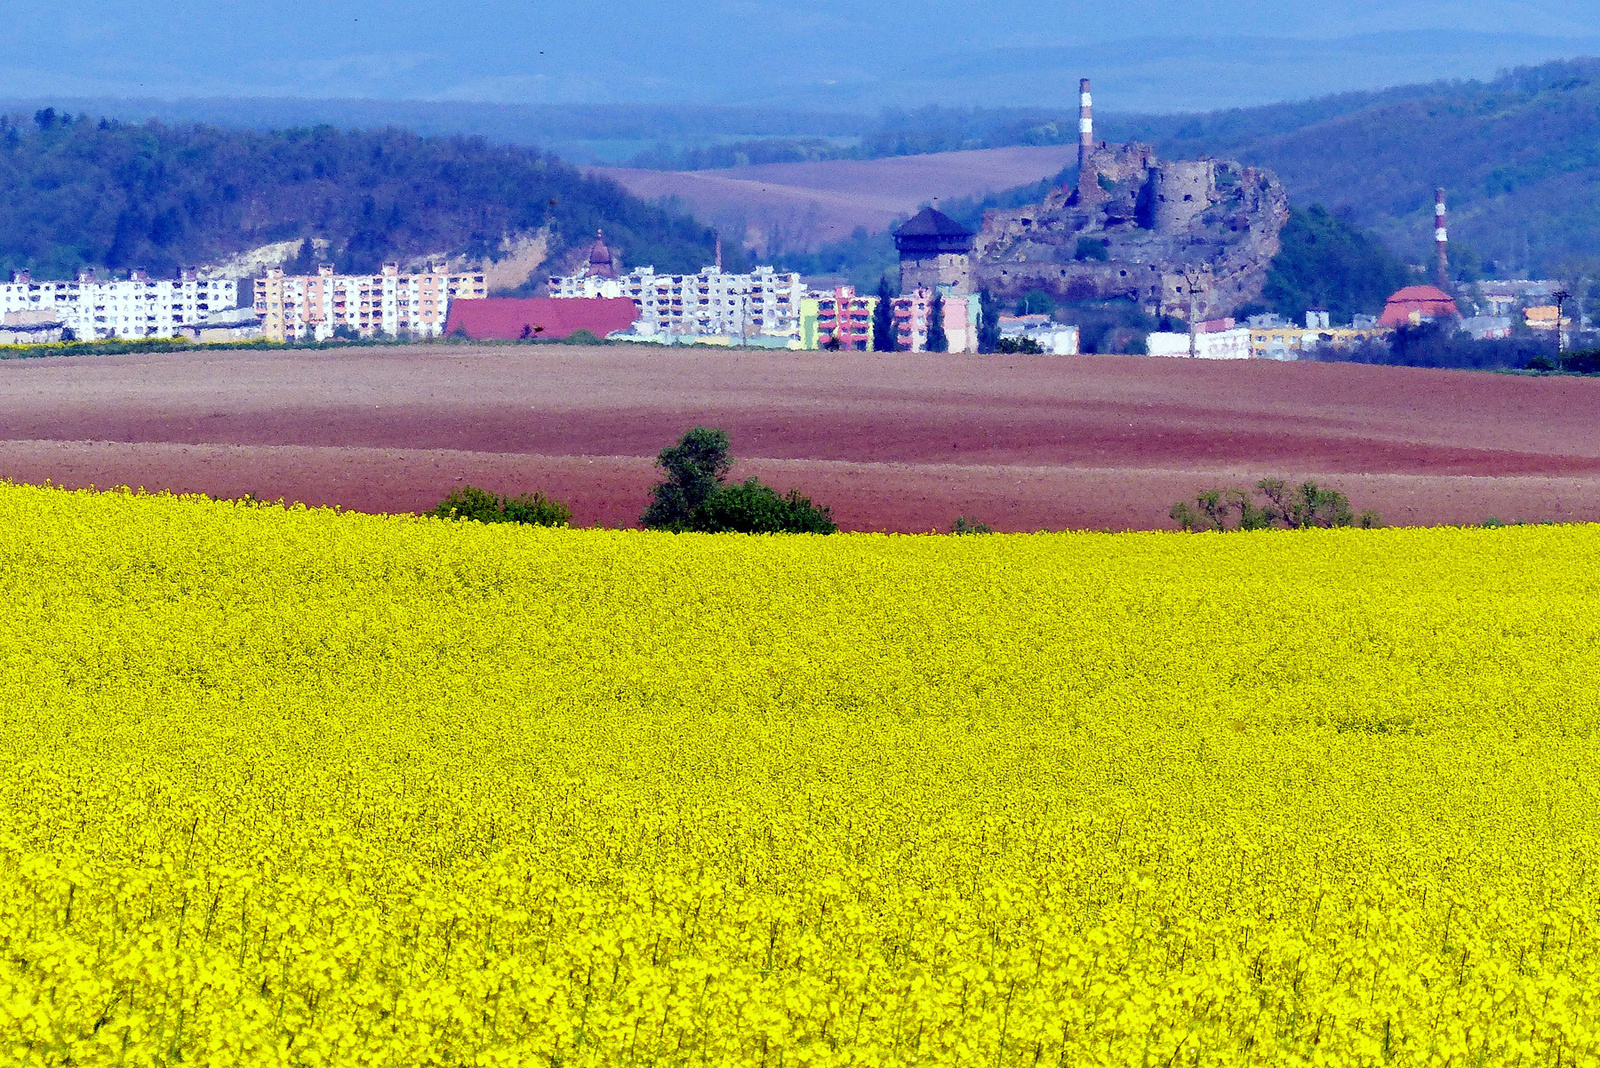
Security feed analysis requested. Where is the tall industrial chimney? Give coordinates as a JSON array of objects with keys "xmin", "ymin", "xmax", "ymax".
[
  {"xmin": 1435, "ymin": 188, "xmax": 1449, "ymax": 289},
  {"xmin": 1078, "ymin": 78, "xmax": 1094, "ymax": 174}
]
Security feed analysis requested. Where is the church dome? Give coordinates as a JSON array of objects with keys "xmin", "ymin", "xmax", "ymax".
[{"xmin": 586, "ymin": 231, "xmax": 619, "ymax": 279}]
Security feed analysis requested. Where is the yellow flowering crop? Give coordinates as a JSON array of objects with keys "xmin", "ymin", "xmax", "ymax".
[{"xmin": 1, "ymin": 481, "xmax": 1598, "ymax": 1067}]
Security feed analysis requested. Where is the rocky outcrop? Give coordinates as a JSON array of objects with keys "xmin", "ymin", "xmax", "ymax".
[{"xmin": 973, "ymin": 143, "xmax": 1289, "ymax": 319}]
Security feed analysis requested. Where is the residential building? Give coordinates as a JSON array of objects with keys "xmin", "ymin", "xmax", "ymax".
[
  {"xmin": 255, "ymin": 263, "xmax": 485, "ymax": 341},
  {"xmin": 1461, "ymin": 315, "xmax": 1513, "ymax": 341},
  {"xmin": 1475, "ymin": 280, "xmax": 1557, "ymax": 317},
  {"xmin": 1148, "ymin": 327, "xmax": 1253, "ymax": 360},
  {"xmin": 802, "ymin": 286, "xmax": 876, "ymax": 351},
  {"xmin": 1524, "ymin": 305, "xmax": 1570, "ymax": 332},
  {"xmin": 998, "ymin": 313, "xmax": 1079, "ymax": 354},
  {"xmin": 889, "ymin": 287, "xmax": 982, "ymax": 352},
  {"xmin": 552, "ymin": 263, "xmax": 806, "ymax": 344},
  {"xmin": 0, "ymin": 268, "xmax": 238, "ymax": 341},
  {"xmin": 1241, "ymin": 310, "xmax": 1384, "ymax": 359}
]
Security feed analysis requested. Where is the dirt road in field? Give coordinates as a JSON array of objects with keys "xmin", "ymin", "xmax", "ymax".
[{"xmin": 2, "ymin": 345, "xmax": 1598, "ymax": 531}]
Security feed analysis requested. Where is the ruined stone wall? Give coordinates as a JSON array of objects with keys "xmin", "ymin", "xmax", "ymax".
[{"xmin": 970, "ymin": 150, "xmax": 1289, "ymax": 319}]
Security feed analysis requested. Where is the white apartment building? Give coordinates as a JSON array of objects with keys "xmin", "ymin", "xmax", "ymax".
[
  {"xmin": 255, "ymin": 263, "xmax": 487, "ymax": 342},
  {"xmin": 549, "ymin": 265, "xmax": 806, "ymax": 343},
  {"xmin": 0, "ymin": 269, "xmax": 238, "ymax": 340}
]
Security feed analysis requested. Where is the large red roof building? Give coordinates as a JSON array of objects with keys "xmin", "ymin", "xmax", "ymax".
[
  {"xmin": 1378, "ymin": 285, "xmax": 1459, "ymax": 328},
  {"xmin": 443, "ymin": 297, "xmax": 637, "ymax": 341}
]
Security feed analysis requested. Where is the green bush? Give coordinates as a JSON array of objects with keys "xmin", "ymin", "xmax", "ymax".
[
  {"xmin": 641, "ymin": 427, "xmax": 837, "ymax": 534},
  {"xmin": 1171, "ymin": 479, "xmax": 1379, "ymax": 532},
  {"xmin": 427, "ymin": 485, "xmax": 571, "ymax": 527},
  {"xmin": 950, "ymin": 516, "xmax": 995, "ymax": 534},
  {"xmin": 694, "ymin": 479, "xmax": 838, "ymax": 534}
]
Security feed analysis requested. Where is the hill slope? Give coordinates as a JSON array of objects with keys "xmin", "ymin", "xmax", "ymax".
[
  {"xmin": 1115, "ymin": 59, "xmax": 1600, "ymax": 276},
  {"xmin": 592, "ymin": 146, "xmax": 1080, "ymax": 255},
  {"xmin": 0, "ymin": 112, "xmax": 731, "ymax": 282}
]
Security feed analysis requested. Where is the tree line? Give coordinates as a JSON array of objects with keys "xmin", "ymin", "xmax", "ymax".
[{"xmin": 0, "ymin": 110, "xmax": 730, "ymax": 281}]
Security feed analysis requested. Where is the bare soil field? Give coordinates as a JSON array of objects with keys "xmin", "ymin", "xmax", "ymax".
[
  {"xmin": 591, "ymin": 146, "xmax": 1080, "ymax": 253},
  {"xmin": 2, "ymin": 344, "xmax": 1599, "ymax": 532}
]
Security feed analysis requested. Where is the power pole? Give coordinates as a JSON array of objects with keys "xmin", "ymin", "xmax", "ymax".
[
  {"xmin": 1554, "ymin": 289, "xmax": 1570, "ymax": 356},
  {"xmin": 1181, "ymin": 267, "xmax": 1209, "ymax": 358}
]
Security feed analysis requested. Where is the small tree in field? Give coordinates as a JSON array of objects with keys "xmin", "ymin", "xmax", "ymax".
[
  {"xmin": 641, "ymin": 427, "xmax": 838, "ymax": 534},
  {"xmin": 641, "ymin": 427, "xmax": 733, "ymax": 530}
]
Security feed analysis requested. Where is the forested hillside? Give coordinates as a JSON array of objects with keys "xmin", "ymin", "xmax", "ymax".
[
  {"xmin": 0, "ymin": 111, "xmax": 731, "ymax": 281},
  {"xmin": 1125, "ymin": 59, "xmax": 1600, "ymax": 278}
]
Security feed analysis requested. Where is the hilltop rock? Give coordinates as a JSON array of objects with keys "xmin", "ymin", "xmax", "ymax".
[{"xmin": 974, "ymin": 143, "xmax": 1289, "ymax": 319}]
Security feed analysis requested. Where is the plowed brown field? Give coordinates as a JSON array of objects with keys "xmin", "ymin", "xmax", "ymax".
[
  {"xmin": 591, "ymin": 145, "xmax": 1081, "ymax": 252},
  {"xmin": 2, "ymin": 344, "xmax": 1598, "ymax": 531}
]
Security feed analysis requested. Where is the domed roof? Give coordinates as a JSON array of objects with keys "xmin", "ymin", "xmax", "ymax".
[
  {"xmin": 586, "ymin": 231, "xmax": 619, "ymax": 279},
  {"xmin": 1378, "ymin": 284, "xmax": 1458, "ymax": 327}
]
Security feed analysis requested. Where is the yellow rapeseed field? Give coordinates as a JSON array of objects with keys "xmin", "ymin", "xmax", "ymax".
[{"xmin": 1, "ymin": 481, "xmax": 1598, "ymax": 1067}]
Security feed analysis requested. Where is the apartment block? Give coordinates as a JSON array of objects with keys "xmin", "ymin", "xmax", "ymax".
[
  {"xmin": 550, "ymin": 265, "xmax": 805, "ymax": 343},
  {"xmin": 800, "ymin": 286, "xmax": 876, "ymax": 351},
  {"xmin": 887, "ymin": 288, "xmax": 981, "ymax": 353},
  {"xmin": 255, "ymin": 263, "xmax": 486, "ymax": 342},
  {"xmin": 0, "ymin": 268, "xmax": 238, "ymax": 341}
]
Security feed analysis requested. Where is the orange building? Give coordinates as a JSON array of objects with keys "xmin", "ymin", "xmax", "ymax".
[{"xmin": 1377, "ymin": 285, "xmax": 1459, "ymax": 328}]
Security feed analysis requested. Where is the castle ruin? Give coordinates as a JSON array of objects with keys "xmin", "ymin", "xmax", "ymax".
[{"xmin": 970, "ymin": 79, "xmax": 1290, "ymax": 320}]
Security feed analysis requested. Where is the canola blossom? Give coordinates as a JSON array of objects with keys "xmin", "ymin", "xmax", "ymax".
[{"xmin": 1, "ymin": 482, "xmax": 1599, "ymax": 1066}]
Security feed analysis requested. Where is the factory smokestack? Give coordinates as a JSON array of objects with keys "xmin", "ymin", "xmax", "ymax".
[
  {"xmin": 1435, "ymin": 188, "xmax": 1449, "ymax": 289},
  {"xmin": 1078, "ymin": 78, "xmax": 1094, "ymax": 174}
]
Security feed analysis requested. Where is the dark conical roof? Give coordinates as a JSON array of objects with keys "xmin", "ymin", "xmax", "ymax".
[{"xmin": 895, "ymin": 206, "xmax": 974, "ymax": 240}]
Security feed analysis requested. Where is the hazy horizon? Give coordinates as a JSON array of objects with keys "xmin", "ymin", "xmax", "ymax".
[{"xmin": 9, "ymin": 2, "xmax": 1600, "ymax": 113}]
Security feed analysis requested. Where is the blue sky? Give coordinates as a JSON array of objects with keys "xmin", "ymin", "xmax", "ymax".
[{"xmin": 8, "ymin": 1, "xmax": 1600, "ymax": 111}]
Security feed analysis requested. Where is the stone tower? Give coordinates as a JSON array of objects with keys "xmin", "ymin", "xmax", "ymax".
[
  {"xmin": 1151, "ymin": 161, "xmax": 1216, "ymax": 233},
  {"xmin": 895, "ymin": 206, "xmax": 975, "ymax": 295}
]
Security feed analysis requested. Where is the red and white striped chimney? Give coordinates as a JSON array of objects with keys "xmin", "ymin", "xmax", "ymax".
[
  {"xmin": 1079, "ymin": 78, "xmax": 1094, "ymax": 174},
  {"xmin": 1435, "ymin": 188, "xmax": 1449, "ymax": 288}
]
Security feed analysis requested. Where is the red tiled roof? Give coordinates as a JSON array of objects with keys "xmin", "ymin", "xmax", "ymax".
[
  {"xmin": 443, "ymin": 297, "xmax": 638, "ymax": 341},
  {"xmin": 1379, "ymin": 285, "xmax": 1459, "ymax": 327}
]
